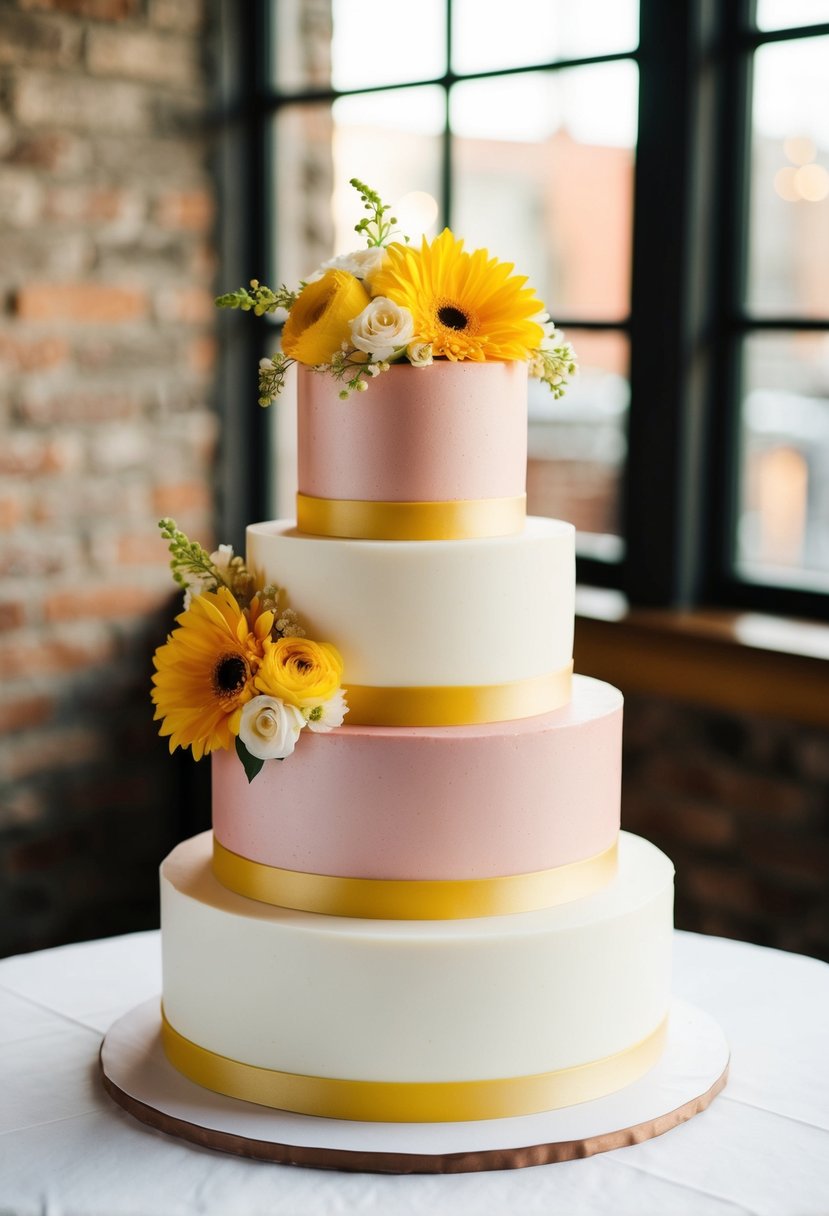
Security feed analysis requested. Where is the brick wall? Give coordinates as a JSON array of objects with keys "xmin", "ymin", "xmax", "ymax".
[
  {"xmin": 0, "ymin": 0, "xmax": 217, "ymax": 955},
  {"xmin": 622, "ymin": 694, "xmax": 829, "ymax": 962}
]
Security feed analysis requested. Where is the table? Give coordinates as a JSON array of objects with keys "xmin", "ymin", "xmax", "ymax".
[{"xmin": 0, "ymin": 930, "xmax": 827, "ymax": 1216}]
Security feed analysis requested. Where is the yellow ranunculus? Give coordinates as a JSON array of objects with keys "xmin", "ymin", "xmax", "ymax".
[
  {"xmin": 255, "ymin": 636, "xmax": 344, "ymax": 708},
  {"xmin": 281, "ymin": 270, "xmax": 371, "ymax": 366}
]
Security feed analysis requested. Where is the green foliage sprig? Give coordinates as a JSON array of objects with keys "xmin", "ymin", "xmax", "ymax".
[
  {"xmin": 215, "ymin": 280, "xmax": 300, "ymax": 316},
  {"xmin": 350, "ymin": 177, "xmax": 399, "ymax": 248},
  {"xmin": 159, "ymin": 519, "xmax": 220, "ymax": 591},
  {"xmin": 531, "ymin": 336, "xmax": 579, "ymax": 400}
]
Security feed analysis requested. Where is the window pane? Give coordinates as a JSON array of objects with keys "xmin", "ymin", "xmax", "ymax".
[
  {"xmin": 332, "ymin": 0, "xmax": 446, "ymax": 90},
  {"xmin": 450, "ymin": 63, "xmax": 637, "ymax": 321},
  {"xmin": 756, "ymin": 1, "xmax": 829, "ymax": 31},
  {"xmin": 747, "ymin": 37, "xmax": 829, "ymax": 317},
  {"xmin": 452, "ymin": 0, "xmax": 638, "ymax": 74},
  {"xmin": 331, "ymin": 88, "xmax": 445, "ymax": 251},
  {"xmin": 528, "ymin": 329, "xmax": 628, "ymax": 553},
  {"xmin": 270, "ymin": 0, "xmax": 447, "ymax": 92},
  {"xmin": 271, "ymin": 105, "xmax": 335, "ymax": 287},
  {"xmin": 736, "ymin": 331, "xmax": 829, "ymax": 589}
]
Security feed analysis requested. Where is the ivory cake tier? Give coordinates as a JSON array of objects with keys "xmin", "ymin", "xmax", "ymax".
[
  {"xmin": 247, "ymin": 517, "xmax": 574, "ymax": 723},
  {"xmin": 212, "ymin": 675, "xmax": 622, "ymax": 886},
  {"xmin": 161, "ymin": 831, "xmax": 673, "ymax": 1120}
]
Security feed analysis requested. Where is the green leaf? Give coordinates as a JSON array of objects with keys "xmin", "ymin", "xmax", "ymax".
[{"xmin": 235, "ymin": 736, "xmax": 265, "ymax": 783}]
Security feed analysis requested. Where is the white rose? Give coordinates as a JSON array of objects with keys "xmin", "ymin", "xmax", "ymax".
[
  {"xmin": 303, "ymin": 689, "xmax": 349, "ymax": 733},
  {"xmin": 210, "ymin": 543, "xmax": 234, "ymax": 577},
  {"xmin": 307, "ymin": 247, "xmax": 388, "ymax": 286},
  {"xmin": 350, "ymin": 298, "xmax": 414, "ymax": 362},
  {"xmin": 406, "ymin": 340, "xmax": 433, "ymax": 367},
  {"xmin": 239, "ymin": 695, "xmax": 305, "ymax": 760}
]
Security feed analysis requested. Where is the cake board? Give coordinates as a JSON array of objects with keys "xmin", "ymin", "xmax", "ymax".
[{"xmin": 101, "ymin": 997, "xmax": 729, "ymax": 1174}]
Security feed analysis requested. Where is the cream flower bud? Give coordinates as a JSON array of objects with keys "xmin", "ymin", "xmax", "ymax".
[
  {"xmin": 303, "ymin": 689, "xmax": 348, "ymax": 733},
  {"xmin": 350, "ymin": 297, "xmax": 414, "ymax": 362},
  {"xmin": 306, "ymin": 246, "xmax": 388, "ymax": 286},
  {"xmin": 406, "ymin": 340, "xmax": 433, "ymax": 367},
  {"xmin": 239, "ymin": 695, "xmax": 305, "ymax": 760}
]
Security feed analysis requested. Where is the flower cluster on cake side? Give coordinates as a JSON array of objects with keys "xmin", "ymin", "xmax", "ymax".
[
  {"xmin": 150, "ymin": 521, "xmax": 346, "ymax": 781},
  {"xmin": 216, "ymin": 177, "xmax": 578, "ymax": 401}
]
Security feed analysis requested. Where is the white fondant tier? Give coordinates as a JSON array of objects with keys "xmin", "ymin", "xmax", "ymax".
[
  {"xmin": 247, "ymin": 516, "xmax": 574, "ymax": 701},
  {"xmin": 212, "ymin": 675, "xmax": 622, "ymax": 884},
  {"xmin": 161, "ymin": 832, "xmax": 673, "ymax": 1099}
]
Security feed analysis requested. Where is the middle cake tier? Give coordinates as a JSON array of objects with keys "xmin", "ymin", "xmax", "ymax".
[
  {"xmin": 247, "ymin": 516, "xmax": 575, "ymax": 726},
  {"xmin": 212, "ymin": 675, "xmax": 622, "ymax": 919}
]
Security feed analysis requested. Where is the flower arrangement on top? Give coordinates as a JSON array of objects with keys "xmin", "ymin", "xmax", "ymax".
[
  {"xmin": 216, "ymin": 177, "xmax": 578, "ymax": 402},
  {"xmin": 151, "ymin": 520, "xmax": 346, "ymax": 782}
]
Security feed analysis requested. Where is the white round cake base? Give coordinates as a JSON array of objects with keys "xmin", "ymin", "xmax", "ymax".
[{"xmin": 101, "ymin": 998, "xmax": 729, "ymax": 1174}]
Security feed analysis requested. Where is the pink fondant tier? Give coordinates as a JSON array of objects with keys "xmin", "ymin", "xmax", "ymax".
[
  {"xmin": 297, "ymin": 360, "xmax": 528, "ymax": 504},
  {"xmin": 212, "ymin": 675, "xmax": 622, "ymax": 883}
]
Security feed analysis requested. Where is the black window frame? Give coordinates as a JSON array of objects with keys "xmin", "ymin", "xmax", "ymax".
[{"xmin": 215, "ymin": 0, "xmax": 829, "ymax": 623}]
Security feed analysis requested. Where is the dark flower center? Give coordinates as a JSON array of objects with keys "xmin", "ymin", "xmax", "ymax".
[
  {"xmin": 214, "ymin": 653, "xmax": 248, "ymax": 696},
  {"xmin": 437, "ymin": 305, "xmax": 469, "ymax": 331},
  {"xmin": 294, "ymin": 658, "xmax": 313, "ymax": 673}
]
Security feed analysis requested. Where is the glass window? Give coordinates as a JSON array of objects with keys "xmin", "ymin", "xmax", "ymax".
[
  {"xmin": 747, "ymin": 36, "xmax": 829, "ymax": 318},
  {"xmin": 452, "ymin": 0, "xmax": 638, "ymax": 73},
  {"xmin": 755, "ymin": 1, "xmax": 829, "ymax": 32},
  {"xmin": 736, "ymin": 330, "xmax": 829, "ymax": 589}
]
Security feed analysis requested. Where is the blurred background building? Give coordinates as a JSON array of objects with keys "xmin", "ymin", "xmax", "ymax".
[{"xmin": 1, "ymin": 0, "xmax": 828, "ymax": 960}]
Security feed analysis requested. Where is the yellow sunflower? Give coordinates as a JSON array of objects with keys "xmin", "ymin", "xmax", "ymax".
[
  {"xmin": 370, "ymin": 228, "xmax": 545, "ymax": 362},
  {"xmin": 151, "ymin": 587, "xmax": 275, "ymax": 760}
]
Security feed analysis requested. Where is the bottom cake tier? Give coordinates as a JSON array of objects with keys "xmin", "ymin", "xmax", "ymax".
[{"xmin": 160, "ymin": 831, "xmax": 674, "ymax": 1123}]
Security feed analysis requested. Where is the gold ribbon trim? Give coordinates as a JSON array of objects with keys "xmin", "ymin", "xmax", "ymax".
[
  {"xmin": 345, "ymin": 665, "xmax": 573, "ymax": 727},
  {"xmin": 212, "ymin": 838, "xmax": 618, "ymax": 920},
  {"xmin": 161, "ymin": 1010, "xmax": 668, "ymax": 1123},
  {"xmin": 297, "ymin": 492, "xmax": 526, "ymax": 541}
]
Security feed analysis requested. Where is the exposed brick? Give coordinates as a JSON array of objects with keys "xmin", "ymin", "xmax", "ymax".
[
  {"xmin": 152, "ymin": 480, "xmax": 211, "ymax": 515},
  {"xmin": 16, "ymin": 386, "xmax": 143, "ymax": 426},
  {"xmin": 18, "ymin": 0, "xmax": 138, "ymax": 20},
  {"xmin": 14, "ymin": 70, "xmax": 150, "ymax": 132},
  {"xmin": 743, "ymin": 827, "xmax": 829, "ymax": 887},
  {"xmin": 6, "ymin": 131, "xmax": 92, "ymax": 174},
  {"xmin": 667, "ymin": 801, "xmax": 736, "ymax": 850},
  {"xmin": 0, "ymin": 694, "xmax": 53, "ymax": 733},
  {"xmin": 0, "ymin": 433, "xmax": 83, "ymax": 476},
  {"xmin": 0, "ymin": 493, "xmax": 25, "ymax": 531},
  {"xmin": 43, "ymin": 583, "xmax": 169, "ymax": 622},
  {"xmin": 155, "ymin": 189, "xmax": 214, "ymax": 232},
  {"xmin": 0, "ymin": 600, "xmax": 26, "ymax": 631},
  {"xmin": 0, "ymin": 169, "xmax": 44, "ymax": 228},
  {"xmin": 43, "ymin": 185, "xmax": 145, "ymax": 232},
  {"xmin": 0, "ymin": 10, "xmax": 81, "ymax": 67},
  {"xmin": 148, "ymin": 0, "xmax": 204, "ymax": 33},
  {"xmin": 187, "ymin": 333, "xmax": 216, "ymax": 374},
  {"xmin": 155, "ymin": 284, "xmax": 214, "ymax": 325},
  {"xmin": 685, "ymin": 864, "xmax": 761, "ymax": 915},
  {"xmin": 115, "ymin": 532, "xmax": 171, "ymax": 566},
  {"xmin": 0, "ymin": 332, "xmax": 71, "ymax": 372},
  {"xmin": 0, "ymin": 786, "xmax": 44, "ymax": 828},
  {"xmin": 0, "ymin": 631, "xmax": 114, "ymax": 679},
  {"xmin": 0, "ymin": 232, "xmax": 93, "ymax": 285},
  {"xmin": 86, "ymin": 26, "xmax": 201, "ymax": 88},
  {"xmin": 15, "ymin": 282, "xmax": 150, "ymax": 323}
]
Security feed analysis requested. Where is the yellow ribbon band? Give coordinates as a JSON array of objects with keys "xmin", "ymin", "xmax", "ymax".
[
  {"xmin": 161, "ymin": 1010, "xmax": 668, "ymax": 1123},
  {"xmin": 212, "ymin": 838, "xmax": 619, "ymax": 920},
  {"xmin": 344, "ymin": 665, "xmax": 573, "ymax": 727},
  {"xmin": 297, "ymin": 492, "xmax": 526, "ymax": 541}
]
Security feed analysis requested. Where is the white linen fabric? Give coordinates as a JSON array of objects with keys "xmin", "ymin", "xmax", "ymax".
[{"xmin": 0, "ymin": 930, "xmax": 827, "ymax": 1216}]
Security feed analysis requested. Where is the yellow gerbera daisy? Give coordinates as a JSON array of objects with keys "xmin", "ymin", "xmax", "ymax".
[
  {"xmin": 370, "ymin": 228, "xmax": 545, "ymax": 362},
  {"xmin": 151, "ymin": 587, "xmax": 275, "ymax": 761}
]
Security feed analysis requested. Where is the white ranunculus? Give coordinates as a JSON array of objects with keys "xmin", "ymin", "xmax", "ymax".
[
  {"xmin": 350, "ymin": 298, "xmax": 414, "ymax": 362},
  {"xmin": 239, "ymin": 695, "xmax": 305, "ymax": 760},
  {"xmin": 303, "ymin": 689, "xmax": 349, "ymax": 734},
  {"xmin": 406, "ymin": 340, "xmax": 433, "ymax": 367},
  {"xmin": 306, "ymin": 247, "xmax": 388, "ymax": 286}
]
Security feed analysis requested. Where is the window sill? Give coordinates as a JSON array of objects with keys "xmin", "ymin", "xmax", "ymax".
[{"xmin": 574, "ymin": 588, "xmax": 829, "ymax": 727}]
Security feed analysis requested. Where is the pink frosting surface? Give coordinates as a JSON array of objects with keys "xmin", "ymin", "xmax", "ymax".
[
  {"xmin": 297, "ymin": 361, "xmax": 528, "ymax": 503},
  {"xmin": 212, "ymin": 676, "xmax": 622, "ymax": 881}
]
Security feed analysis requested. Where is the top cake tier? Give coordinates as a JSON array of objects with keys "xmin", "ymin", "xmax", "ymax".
[{"xmin": 296, "ymin": 361, "xmax": 528, "ymax": 542}]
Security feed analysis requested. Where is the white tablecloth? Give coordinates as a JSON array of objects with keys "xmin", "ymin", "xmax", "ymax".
[{"xmin": 0, "ymin": 929, "xmax": 827, "ymax": 1216}]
